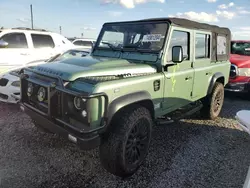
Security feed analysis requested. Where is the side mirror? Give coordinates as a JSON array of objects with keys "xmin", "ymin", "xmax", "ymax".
[
  {"xmin": 172, "ymin": 46, "xmax": 183, "ymax": 63},
  {"xmin": 0, "ymin": 39, "xmax": 8, "ymax": 48}
]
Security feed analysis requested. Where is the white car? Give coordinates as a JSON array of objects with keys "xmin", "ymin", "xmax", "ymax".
[
  {"xmin": 0, "ymin": 27, "xmax": 76, "ymax": 75},
  {"xmin": 0, "ymin": 48, "xmax": 90, "ymax": 104},
  {"xmin": 235, "ymin": 110, "xmax": 250, "ymax": 188}
]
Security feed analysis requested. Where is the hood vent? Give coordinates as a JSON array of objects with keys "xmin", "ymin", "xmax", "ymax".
[{"xmin": 37, "ymin": 67, "xmax": 64, "ymax": 77}]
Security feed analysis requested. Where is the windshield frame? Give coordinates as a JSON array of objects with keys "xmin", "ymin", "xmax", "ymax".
[
  {"xmin": 231, "ymin": 41, "xmax": 250, "ymax": 56},
  {"xmin": 93, "ymin": 20, "xmax": 170, "ymax": 53}
]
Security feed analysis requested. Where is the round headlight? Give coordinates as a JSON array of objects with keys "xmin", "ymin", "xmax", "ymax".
[
  {"xmin": 37, "ymin": 87, "xmax": 46, "ymax": 102},
  {"xmin": 73, "ymin": 97, "xmax": 85, "ymax": 110},
  {"xmin": 27, "ymin": 83, "xmax": 33, "ymax": 97}
]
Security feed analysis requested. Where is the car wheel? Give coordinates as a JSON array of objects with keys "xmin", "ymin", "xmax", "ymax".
[
  {"xmin": 200, "ymin": 82, "xmax": 224, "ymax": 120},
  {"xmin": 99, "ymin": 105, "xmax": 153, "ymax": 177}
]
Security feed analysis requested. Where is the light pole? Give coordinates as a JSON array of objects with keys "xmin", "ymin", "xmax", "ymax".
[{"xmin": 30, "ymin": 4, "xmax": 34, "ymax": 29}]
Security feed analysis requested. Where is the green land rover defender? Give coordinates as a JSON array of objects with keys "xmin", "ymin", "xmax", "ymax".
[{"xmin": 19, "ymin": 17, "xmax": 231, "ymax": 177}]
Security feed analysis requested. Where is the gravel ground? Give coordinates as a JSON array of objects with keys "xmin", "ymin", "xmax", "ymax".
[{"xmin": 0, "ymin": 93, "xmax": 250, "ymax": 188}]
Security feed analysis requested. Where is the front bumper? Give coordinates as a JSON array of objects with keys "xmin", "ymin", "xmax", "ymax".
[
  {"xmin": 20, "ymin": 103, "xmax": 101, "ymax": 150},
  {"xmin": 19, "ymin": 68, "xmax": 109, "ymax": 150},
  {"xmin": 0, "ymin": 73, "xmax": 20, "ymax": 104},
  {"xmin": 224, "ymin": 82, "xmax": 250, "ymax": 93}
]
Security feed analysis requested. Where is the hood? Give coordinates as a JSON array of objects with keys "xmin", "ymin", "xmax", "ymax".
[
  {"xmin": 230, "ymin": 54, "xmax": 250, "ymax": 68},
  {"xmin": 31, "ymin": 56, "xmax": 157, "ymax": 81}
]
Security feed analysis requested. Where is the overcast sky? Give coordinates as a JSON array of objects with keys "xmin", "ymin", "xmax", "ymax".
[{"xmin": 0, "ymin": 0, "xmax": 249, "ymax": 39}]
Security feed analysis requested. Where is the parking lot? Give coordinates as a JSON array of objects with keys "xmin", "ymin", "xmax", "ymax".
[{"xmin": 0, "ymin": 93, "xmax": 250, "ymax": 188}]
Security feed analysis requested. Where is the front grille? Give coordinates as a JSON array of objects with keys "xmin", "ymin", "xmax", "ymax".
[
  {"xmin": 23, "ymin": 81, "xmax": 49, "ymax": 114},
  {"xmin": 0, "ymin": 93, "xmax": 8, "ymax": 100},
  {"xmin": 0, "ymin": 78, "xmax": 9, "ymax": 86},
  {"xmin": 230, "ymin": 64, "xmax": 238, "ymax": 78},
  {"xmin": 22, "ymin": 79, "xmax": 62, "ymax": 116}
]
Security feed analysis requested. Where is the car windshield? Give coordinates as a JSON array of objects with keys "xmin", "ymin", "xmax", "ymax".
[
  {"xmin": 96, "ymin": 22, "xmax": 169, "ymax": 52},
  {"xmin": 52, "ymin": 49, "xmax": 89, "ymax": 62},
  {"xmin": 231, "ymin": 41, "xmax": 250, "ymax": 56}
]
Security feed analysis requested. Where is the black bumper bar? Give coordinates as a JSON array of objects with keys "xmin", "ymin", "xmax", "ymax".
[
  {"xmin": 20, "ymin": 103, "xmax": 101, "ymax": 150},
  {"xmin": 224, "ymin": 82, "xmax": 250, "ymax": 93}
]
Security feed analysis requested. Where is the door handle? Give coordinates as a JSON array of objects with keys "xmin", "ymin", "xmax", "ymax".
[
  {"xmin": 20, "ymin": 53, "xmax": 30, "ymax": 55},
  {"xmin": 185, "ymin": 76, "xmax": 192, "ymax": 80},
  {"xmin": 206, "ymin": 72, "xmax": 212, "ymax": 75}
]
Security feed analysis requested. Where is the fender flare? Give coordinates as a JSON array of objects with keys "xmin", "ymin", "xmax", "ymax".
[
  {"xmin": 106, "ymin": 91, "xmax": 153, "ymax": 125},
  {"xmin": 207, "ymin": 72, "xmax": 225, "ymax": 95}
]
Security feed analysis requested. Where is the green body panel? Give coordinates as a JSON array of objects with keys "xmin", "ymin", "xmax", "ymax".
[{"xmin": 26, "ymin": 21, "xmax": 231, "ymax": 130}]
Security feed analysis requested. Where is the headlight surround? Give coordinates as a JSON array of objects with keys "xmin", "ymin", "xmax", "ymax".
[
  {"xmin": 238, "ymin": 68, "xmax": 250, "ymax": 77},
  {"xmin": 73, "ymin": 96, "xmax": 86, "ymax": 110},
  {"xmin": 11, "ymin": 81, "xmax": 20, "ymax": 87},
  {"xmin": 27, "ymin": 83, "xmax": 33, "ymax": 97},
  {"xmin": 37, "ymin": 87, "xmax": 47, "ymax": 102}
]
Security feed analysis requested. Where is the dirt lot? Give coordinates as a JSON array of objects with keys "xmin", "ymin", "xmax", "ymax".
[{"xmin": 0, "ymin": 93, "xmax": 250, "ymax": 188}]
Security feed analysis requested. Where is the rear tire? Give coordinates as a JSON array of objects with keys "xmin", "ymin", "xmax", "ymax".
[
  {"xmin": 99, "ymin": 105, "xmax": 153, "ymax": 177},
  {"xmin": 200, "ymin": 82, "xmax": 224, "ymax": 120}
]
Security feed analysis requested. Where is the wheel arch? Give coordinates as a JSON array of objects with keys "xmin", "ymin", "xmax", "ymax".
[
  {"xmin": 106, "ymin": 91, "xmax": 155, "ymax": 126},
  {"xmin": 207, "ymin": 72, "xmax": 225, "ymax": 95}
]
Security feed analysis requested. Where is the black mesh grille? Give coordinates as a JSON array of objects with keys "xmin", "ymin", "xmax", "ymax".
[
  {"xmin": 0, "ymin": 93, "xmax": 8, "ymax": 99},
  {"xmin": 0, "ymin": 78, "xmax": 9, "ymax": 86}
]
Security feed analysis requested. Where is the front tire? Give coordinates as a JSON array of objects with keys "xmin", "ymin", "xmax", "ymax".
[
  {"xmin": 200, "ymin": 82, "xmax": 224, "ymax": 120},
  {"xmin": 99, "ymin": 105, "xmax": 153, "ymax": 177}
]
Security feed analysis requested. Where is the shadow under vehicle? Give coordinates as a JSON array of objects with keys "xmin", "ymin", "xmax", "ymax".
[{"xmin": 19, "ymin": 17, "xmax": 231, "ymax": 177}]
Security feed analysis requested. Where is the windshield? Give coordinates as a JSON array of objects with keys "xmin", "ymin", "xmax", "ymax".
[
  {"xmin": 96, "ymin": 22, "xmax": 169, "ymax": 52},
  {"xmin": 52, "ymin": 49, "xmax": 89, "ymax": 62},
  {"xmin": 231, "ymin": 41, "xmax": 250, "ymax": 56}
]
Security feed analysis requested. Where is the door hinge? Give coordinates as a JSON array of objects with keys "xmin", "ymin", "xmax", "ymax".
[{"xmin": 190, "ymin": 91, "xmax": 193, "ymax": 96}]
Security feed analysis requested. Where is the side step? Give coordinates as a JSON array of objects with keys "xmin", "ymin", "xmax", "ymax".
[{"xmin": 156, "ymin": 102, "xmax": 203, "ymax": 125}]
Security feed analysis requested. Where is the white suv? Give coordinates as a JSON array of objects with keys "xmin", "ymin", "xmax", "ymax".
[{"xmin": 0, "ymin": 27, "xmax": 75, "ymax": 75}]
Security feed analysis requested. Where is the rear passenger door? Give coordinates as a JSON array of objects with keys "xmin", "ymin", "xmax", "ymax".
[
  {"xmin": 29, "ymin": 33, "xmax": 57, "ymax": 62},
  {"xmin": 191, "ymin": 31, "xmax": 212, "ymax": 99}
]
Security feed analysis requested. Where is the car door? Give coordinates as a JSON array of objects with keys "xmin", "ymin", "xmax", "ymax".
[
  {"xmin": 162, "ymin": 28, "xmax": 195, "ymax": 112},
  {"xmin": 29, "ymin": 33, "xmax": 57, "ymax": 62},
  {"xmin": 0, "ymin": 32, "xmax": 31, "ymax": 74},
  {"xmin": 191, "ymin": 31, "xmax": 212, "ymax": 99}
]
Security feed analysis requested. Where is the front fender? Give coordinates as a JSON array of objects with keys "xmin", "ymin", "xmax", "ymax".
[{"xmin": 106, "ymin": 91, "xmax": 152, "ymax": 125}]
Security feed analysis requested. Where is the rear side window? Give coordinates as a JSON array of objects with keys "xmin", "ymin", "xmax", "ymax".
[
  {"xmin": 31, "ymin": 34, "xmax": 55, "ymax": 48},
  {"xmin": 0, "ymin": 32, "xmax": 28, "ymax": 48}
]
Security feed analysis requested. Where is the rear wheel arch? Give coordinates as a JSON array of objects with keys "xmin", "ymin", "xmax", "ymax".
[{"xmin": 207, "ymin": 72, "xmax": 225, "ymax": 95}]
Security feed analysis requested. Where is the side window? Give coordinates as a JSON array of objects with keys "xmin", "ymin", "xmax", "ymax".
[
  {"xmin": 217, "ymin": 35, "xmax": 226, "ymax": 55},
  {"xmin": 31, "ymin": 34, "xmax": 55, "ymax": 48},
  {"xmin": 73, "ymin": 41, "xmax": 83, "ymax": 46},
  {"xmin": 80, "ymin": 41, "xmax": 93, "ymax": 47},
  {"xmin": 195, "ymin": 33, "xmax": 210, "ymax": 59},
  {"xmin": 167, "ymin": 30, "xmax": 189, "ymax": 62},
  {"xmin": 0, "ymin": 32, "xmax": 28, "ymax": 48},
  {"xmin": 73, "ymin": 40, "xmax": 92, "ymax": 47}
]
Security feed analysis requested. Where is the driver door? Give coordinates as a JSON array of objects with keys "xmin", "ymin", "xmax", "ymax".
[{"xmin": 162, "ymin": 28, "xmax": 195, "ymax": 112}]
